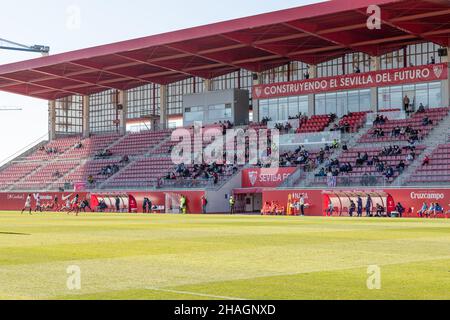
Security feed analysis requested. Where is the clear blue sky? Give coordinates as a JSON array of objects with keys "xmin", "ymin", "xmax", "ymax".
[{"xmin": 0, "ymin": 0, "xmax": 324, "ymax": 163}]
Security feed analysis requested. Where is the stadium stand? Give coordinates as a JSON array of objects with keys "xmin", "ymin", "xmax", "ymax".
[
  {"xmin": 360, "ymin": 108, "xmax": 449, "ymax": 144},
  {"xmin": 408, "ymin": 143, "xmax": 450, "ymax": 184},
  {"xmin": 1, "ymin": 106, "xmax": 448, "ymax": 192},
  {"xmin": 0, "ymin": 162, "xmax": 42, "ymax": 190}
]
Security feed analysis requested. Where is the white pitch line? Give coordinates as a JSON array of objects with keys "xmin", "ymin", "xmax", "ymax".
[{"xmin": 145, "ymin": 287, "xmax": 246, "ymax": 300}]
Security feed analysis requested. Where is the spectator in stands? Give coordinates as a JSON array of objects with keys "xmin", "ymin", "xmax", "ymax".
[
  {"xmin": 261, "ymin": 117, "xmax": 271, "ymax": 125},
  {"xmin": 304, "ymin": 71, "xmax": 310, "ymax": 79},
  {"xmin": 87, "ymin": 175, "xmax": 95, "ymax": 186},
  {"xmin": 75, "ymin": 142, "xmax": 83, "ymax": 149},
  {"xmin": 422, "ymin": 116, "xmax": 433, "ymax": 126},
  {"xmin": 96, "ymin": 149, "xmax": 112, "ymax": 158},
  {"xmin": 376, "ymin": 161, "xmax": 385, "ymax": 173},
  {"xmin": 403, "ymin": 95, "xmax": 411, "ymax": 114},
  {"xmin": 372, "ymin": 128, "xmax": 385, "ymax": 138},
  {"xmin": 391, "ymin": 126, "xmax": 401, "ymax": 137},
  {"xmin": 112, "ymin": 164, "xmax": 120, "ymax": 174},
  {"xmin": 316, "ymin": 168, "xmax": 326, "ymax": 177},
  {"xmin": 396, "ymin": 160, "xmax": 406, "ymax": 173},
  {"xmin": 406, "ymin": 151, "xmax": 416, "ymax": 163},
  {"xmin": 373, "ymin": 114, "xmax": 387, "ymax": 126},
  {"xmin": 429, "ymin": 56, "xmax": 435, "ymax": 64},
  {"xmin": 422, "ymin": 155, "xmax": 431, "ymax": 166},
  {"xmin": 331, "ymin": 139, "xmax": 340, "ymax": 149},
  {"xmin": 417, "ymin": 103, "xmax": 426, "ymax": 113},
  {"xmin": 408, "ymin": 129, "xmax": 420, "ymax": 144},
  {"xmin": 354, "ymin": 66, "xmax": 361, "ymax": 73},
  {"xmin": 384, "ymin": 166, "xmax": 394, "ymax": 179},
  {"xmin": 119, "ymin": 155, "xmax": 129, "ymax": 164}
]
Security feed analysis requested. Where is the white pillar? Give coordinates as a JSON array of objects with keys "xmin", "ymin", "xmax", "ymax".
[
  {"xmin": 370, "ymin": 56, "xmax": 381, "ymax": 112},
  {"xmin": 82, "ymin": 95, "xmax": 90, "ymax": 138},
  {"xmin": 119, "ymin": 90, "xmax": 128, "ymax": 135},
  {"xmin": 49, "ymin": 100, "xmax": 56, "ymax": 141},
  {"xmin": 443, "ymin": 48, "xmax": 450, "ymax": 107},
  {"xmin": 160, "ymin": 85, "xmax": 168, "ymax": 129},
  {"xmin": 307, "ymin": 65, "xmax": 317, "ymax": 116},
  {"xmin": 252, "ymin": 73, "xmax": 261, "ymax": 123},
  {"xmin": 204, "ymin": 79, "xmax": 213, "ymax": 92}
]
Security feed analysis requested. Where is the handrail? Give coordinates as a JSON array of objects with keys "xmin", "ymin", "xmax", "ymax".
[{"xmin": 0, "ymin": 132, "xmax": 48, "ymax": 167}]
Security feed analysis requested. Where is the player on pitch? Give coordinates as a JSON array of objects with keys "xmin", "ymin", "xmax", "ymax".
[{"xmin": 21, "ymin": 194, "xmax": 32, "ymax": 215}]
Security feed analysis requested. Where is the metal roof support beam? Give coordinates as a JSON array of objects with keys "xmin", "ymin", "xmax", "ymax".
[
  {"xmin": 0, "ymin": 75, "xmax": 85, "ymax": 96},
  {"xmin": 356, "ymin": 8, "xmax": 450, "ymax": 48},
  {"xmin": 284, "ymin": 21, "xmax": 380, "ymax": 56}
]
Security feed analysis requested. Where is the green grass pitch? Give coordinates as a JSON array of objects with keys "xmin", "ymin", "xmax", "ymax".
[{"xmin": 0, "ymin": 211, "xmax": 449, "ymax": 300}]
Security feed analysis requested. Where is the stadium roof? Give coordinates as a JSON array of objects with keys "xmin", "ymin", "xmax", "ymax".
[{"xmin": 0, "ymin": 0, "xmax": 449, "ymax": 100}]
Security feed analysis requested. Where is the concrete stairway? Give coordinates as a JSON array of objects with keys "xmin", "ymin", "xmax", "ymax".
[
  {"xmin": 282, "ymin": 124, "xmax": 372, "ymax": 188},
  {"xmin": 392, "ymin": 111, "xmax": 450, "ymax": 186}
]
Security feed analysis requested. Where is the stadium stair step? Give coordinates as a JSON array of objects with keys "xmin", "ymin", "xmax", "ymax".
[
  {"xmin": 282, "ymin": 123, "xmax": 373, "ymax": 188},
  {"xmin": 392, "ymin": 108, "xmax": 450, "ymax": 187}
]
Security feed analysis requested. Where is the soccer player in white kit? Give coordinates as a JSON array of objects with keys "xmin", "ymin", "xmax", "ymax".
[
  {"xmin": 21, "ymin": 194, "xmax": 32, "ymax": 215},
  {"xmin": 34, "ymin": 194, "xmax": 43, "ymax": 213}
]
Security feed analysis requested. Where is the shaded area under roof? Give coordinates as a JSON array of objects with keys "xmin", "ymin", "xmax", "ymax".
[{"xmin": 0, "ymin": 0, "xmax": 449, "ymax": 100}]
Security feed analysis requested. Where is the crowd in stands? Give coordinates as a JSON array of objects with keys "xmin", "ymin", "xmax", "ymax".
[
  {"xmin": 316, "ymin": 143, "xmax": 418, "ymax": 185},
  {"xmin": 164, "ymin": 162, "xmax": 238, "ymax": 186},
  {"xmin": 95, "ymin": 149, "xmax": 113, "ymax": 159},
  {"xmin": 38, "ymin": 145, "xmax": 59, "ymax": 155},
  {"xmin": 279, "ymin": 145, "xmax": 330, "ymax": 172}
]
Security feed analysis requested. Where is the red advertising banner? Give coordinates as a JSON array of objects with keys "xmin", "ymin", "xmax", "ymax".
[
  {"xmin": 242, "ymin": 167, "xmax": 297, "ymax": 188},
  {"xmin": 130, "ymin": 190, "xmax": 205, "ymax": 214},
  {"xmin": 253, "ymin": 63, "xmax": 448, "ymax": 100},
  {"xmin": 0, "ymin": 192, "xmax": 88, "ymax": 211},
  {"xmin": 0, "ymin": 190, "xmax": 205, "ymax": 214},
  {"xmin": 261, "ymin": 188, "xmax": 450, "ymax": 217}
]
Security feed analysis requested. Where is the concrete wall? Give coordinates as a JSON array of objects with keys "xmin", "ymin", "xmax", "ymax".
[
  {"xmin": 183, "ymin": 89, "xmax": 249, "ymax": 126},
  {"xmin": 205, "ymin": 171, "xmax": 242, "ymax": 213}
]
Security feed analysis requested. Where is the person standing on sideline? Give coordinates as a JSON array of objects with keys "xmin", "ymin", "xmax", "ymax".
[
  {"xmin": 53, "ymin": 195, "xmax": 59, "ymax": 211},
  {"xmin": 326, "ymin": 201, "xmax": 334, "ymax": 217},
  {"xmin": 201, "ymin": 195, "xmax": 208, "ymax": 214},
  {"xmin": 357, "ymin": 196, "xmax": 363, "ymax": 217},
  {"xmin": 299, "ymin": 194, "xmax": 306, "ymax": 216},
  {"xmin": 115, "ymin": 196, "xmax": 121, "ymax": 212},
  {"xmin": 180, "ymin": 195, "xmax": 187, "ymax": 214},
  {"xmin": 143, "ymin": 197, "xmax": 149, "ymax": 213},
  {"xmin": 349, "ymin": 200, "xmax": 356, "ymax": 217},
  {"xmin": 148, "ymin": 198, "xmax": 153, "ymax": 214},
  {"xmin": 366, "ymin": 195, "xmax": 373, "ymax": 217},
  {"xmin": 396, "ymin": 202, "xmax": 405, "ymax": 217},
  {"xmin": 229, "ymin": 195, "xmax": 236, "ymax": 215}
]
